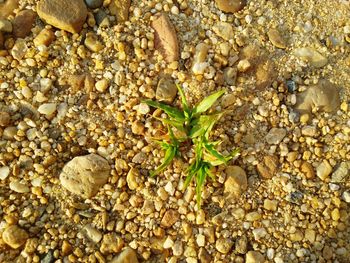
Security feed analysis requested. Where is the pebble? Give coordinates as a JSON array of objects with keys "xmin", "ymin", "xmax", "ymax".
[
  {"xmin": 109, "ymin": 247, "xmax": 139, "ymax": 263},
  {"xmin": 301, "ymin": 125, "xmax": 317, "ymax": 137},
  {"xmin": 84, "ymin": 32, "xmax": 104, "ymax": 52},
  {"xmin": 109, "ymin": 0, "xmax": 131, "ymax": 23},
  {"xmin": 198, "ymin": 248, "xmax": 212, "ymax": 263},
  {"xmin": 316, "ymin": 160, "xmax": 332, "ymax": 181},
  {"xmin": 246, "ymin": 251, "xmax": 265, "ymax": 263},
  {"xmin": 100, "ymin": 233, "xmax": 124, "ymax": 254},
  {"xmin": 0, "ymin": 111, "xmax": 10, "ymax": 126},
  {"xmin": 245, "ymin": 211, "xmax": 261, "ymax": 221},
  {"xmin": 237, "ymin": 59, "xmax": 251, "ymax": 72},
  {"xmin": 215, "ymin": 0, "xmax": 246, "ymax": 13},
  {"xmin": 0, "ymin": 166, "xmax": 10, "ymax": 180},
  {"xmin": 83, "ymin": 224, "xmax": 102, "ymax": 243},
  {"xmin": 215, "ymin": 237, "xmax": 233, "ymax": 254},
  {"xmin": 84, "ymin": 0, "xmax": 103, "ymax": 9},
  {"xmin": 213, "ymin": 22, "xmax": 234, "ymax": 41},
  {"xmin": 342, "ymin": 190, "xmax": 350, "ymax": 203},
  {"xmin": 294, "ymin": 80, "xmax": 340, "ymax": 114},
  {"xmin": 263, "ymin": 199, "xmax": 278, "ymax": 211},
  {"xmin": 301, "ymin": 162, "xmax": 315, "ymax": 179},
  {"xmin": 95, "ymin": 78, "xmax": 109, "ymax": 92},
  {"xmin": 163, "ymin": 236, "xmax": 174, "ymax": 249},
  {"xmin": 173, "ymin": 241, "xmax": 184, "ymax": 256},
  {"xmin": 192, "ymin": 43, "xmax": 209, "ymax": 75},
  {"xmin": 265, "ymin": 128, "xmax": 286, "ymax": 144},
  {"xmin": 161, "ymin": 209, "xmax": 179, "ymax": 228},
  {"xmin": 223, "ymin": 67, "xmax": 237, "ymax": 85},
  {"xmin": 2, "ymin": 225, "xmax": 29, "ymax": 249},
  {"xmin": 331, "ymin": 162, "xmax": 349, "ymax": 183},
  {"xmin": 38, "ymin": 103, "xmax": 57, "ymax": 116},
  {"xmin": 252, "ymin": 228, "xmax": 267, "ymax": 240},
  {"xmin": 34, "ymin": 28, "xmax": 55, "ymax": 47},
  {"xmin": 256, "ymin": 155, "xmax": 279, "ymax": 179},
  {"xmin": 126, "ymin": 167, "xmax": 140, "ymax": 190},
  {"xmin": 151, "ymin": 13, "xmax": 179, "ymax": 63},
  {"xmin": 294, "ymin": 47, "xmax": 328, "ymax": 68},
  {"xmin": 37, "ymin": 0, "xmax": 88, "ymax": 33},
  {"xmin": 59, "ymin": 154, "xmax": 110, "ymax": 198},
  {"xmin": 9, "ymin": 181, "xmax": 30, "ymax": 193},
  {"xmin": 235, "ymin": 235, "xmax": 248, "ymax": 254},
  {"xmin": 11, "ymin": 39, "xmax": 28, "ymax": 61},
  {"xmin": 224, "ymin": 166, "xmax": 247, "ymax": 197},
  {"xmin": 0, "ymin": 18, "xmax": 12, "ymax": 32},
  {"xmin": 196, "ymin": 234, "xmax": 205, "ymax": 247},
  {"xmin": 61, "ymin": 240, "xmax": 72, "ymax": 256},
  {"xmin": 13, "ymin": 10, "xmax": 36, "ymax": 38},
  {"xmin": 267, "ymin": 28, "xmax": 287, "ymax": 49},
  {"xmin": 156, "ymin": 76, "xmax": 178, "ymax": 103}
]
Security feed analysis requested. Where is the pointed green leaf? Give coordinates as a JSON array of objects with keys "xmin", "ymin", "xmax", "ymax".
[
  {"xmin": 176, "ymin": 84, "xmax": 191, "ymax": 118},
  {"xmin": 189, "ymin": 113, "xmax": 222, "ymax": 139},
  {"xmin": 142, "ymin": 99, "xmax": 185, "ymax": 122},
  {"xmin": 150, "ymin": 146, "xmax": 177, "ymax": 177},
  {"xmin": 204, "ymin": 143, "xmax": 227, "ymax": 164},
  {"xmin": 184, "ymin": 162, "xmax": 197, "ymax": 189},
  {"xmin": 193, "ymin": 90, "xmax": 225, "ymax": 116},
  {"xmin": 154, "ymin": 117, "xmax": 185, "ymax": 132}
]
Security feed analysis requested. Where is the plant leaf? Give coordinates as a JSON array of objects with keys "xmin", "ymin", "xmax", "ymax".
[
  {"xmin": 154, "ymin": 117, "xmax": 185, "ymax": 132},
  {"xmin": 203, "ymin": 142, "xmax": 227, "ymax": 165},
  {"xmin": 189, "ymin": 113, "xmax": 222, "ymax": 139},
  {"xmin": 142, "ymin": 99, "xmax": 185, "ymax": 122},
  {"xmin": 192, "ymin": 90, "xmax": 225, "ymax": 116},
  {"xmin": 150, "ymin": 146, "xmax": 177, "ymax": 177},
  {"xmin": 176, "ymin": 84, "xmax": 191, "ymax": 118},
  {"xmin": 195, "ymin": 164, "xmax": 207, "ymax": 208},
  {"xmin": 184, "ymin": 162, "xmax": 197, "ymax": 189}
]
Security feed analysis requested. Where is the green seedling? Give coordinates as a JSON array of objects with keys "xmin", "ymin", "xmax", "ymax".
[{"xmin": 143, "ymin": 85, "xmax": 239, "ymax": 208}]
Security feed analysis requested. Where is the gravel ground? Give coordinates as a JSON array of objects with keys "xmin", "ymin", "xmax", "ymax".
[{"xmin": 0, "ymin": 0, "xmax": 349, "ymax": 262}]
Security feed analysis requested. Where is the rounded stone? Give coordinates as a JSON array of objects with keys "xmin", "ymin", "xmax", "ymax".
[{"xmin": 84, "ymin": 0, "xmax": 103, "ymax": 9}]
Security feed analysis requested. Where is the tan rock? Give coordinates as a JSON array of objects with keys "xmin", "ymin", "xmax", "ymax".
[
  {"xmin": 59, "ymin": 154, "xmax": 110, "ymax": 198},
  {"xmin": 37, "ymin": 0, "xmax": 87, "ymax": 34},
  {"xmin": 161, "ymin": 209, "xmax": 179, "ymax": 228},
  {"xmin": 100, "ymin": 233, "xmax": 124, "ymax": 254},
  {"xmin": 301, "ymin": 161, "xmax": 315, "ymax": 179},
  {"xmin": 0, "ymin": 111, "xmax": 10, "ymax": 126},
  {"xmin": 294, "ymin": 47, "xmax": 328, "ymax": 68},
  {"xmin": 156, "ymin": 76, "xmax": 177, "ymax": 103},
  {"xmin": 13, "ymin": 10, "xmax": 36, "ymax": 38},
  {"xmin": 246, "ymin": 251, "xmax": 265, "ymax": 263},
  {"xmin": 0, "ymin": 0, "xmax": 19, "ymax": 19},
  {"xmin": 151, "ymin": 13, "xmax": 179, "ymax": 63},
  {"xmin": 215, "ymin": 0, "xmax": 246, "ymax": 13},
  {"xmin": 109, "ymin": 0, "xmax": 131, "ymax": 23},
  {"xmin": 84, "ymin": 32, "xmax": 104, "ymax": 52},
  {"xmin": 255, "ymin": 60, "xmax": 276, "ymax": 89},
  {"xmin": 110, "ymin": 247, "xmax": 139, "ymax": 263},
  {"xmin": 213, "ymin": 22, "xmax": 234, "ymax": 41},
  {"xmin": 33, "ymin": 28, "xmax": 55, "ymax": 47},
  {"xmin": 2, "ymin": 225, "xmax": 29, "ymax": 249},
  {"xmin": 267, "ymin": 28, "xmax": 287, "ymax": 49},
  {"xmin": 256, "ymin": 155, "xmax": 279, "ymax": 179},
  {"xmin": 294, "ymin": 80, "xmax": 340, "ymax": 114},
  {"xmin": 224, "ymin": 166, "xmax": 247, "ymax": 197}
]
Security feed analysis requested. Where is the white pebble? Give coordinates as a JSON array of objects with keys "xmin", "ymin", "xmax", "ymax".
[
  {"xmin": 38, "ymin": 103, "xmax": 57, "ymax": 115},
  {"xmin": 0, "ymin": 166, "xmax": 10, "ymax": 180},
  {"xmin": 9, "ymin": 181, "xmax": 30, "ymax": 193},
  {"xmin": 164, "ymin": 181, "xmax": 175, "ymax": 196},
  {"xmin": 196, "ymin": 234, "xmax": 205, "ymax": 247},
  {"xmin": 342, "ymin": 190, "xmax": 350, "ymax": 203},
  {"xmin": 163, "ymin": 236, "xmax": 174, "ymax": 249}
]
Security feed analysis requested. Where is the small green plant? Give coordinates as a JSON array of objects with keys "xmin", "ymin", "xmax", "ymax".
[{"xmin": 143, "ymin": 85, "xmax": 239, "ymax": 208}]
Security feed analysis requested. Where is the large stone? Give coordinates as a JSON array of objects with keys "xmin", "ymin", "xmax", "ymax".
[
  {"xmin": 294, "ymin": 80, "xmax": 340, "ymax": 114},
  {"xmin": 13, "ymin": 10, "xmax": 36, "ymax": 38},
  {"xmin": 265, "ymin": 128, "xmax": 286, "ymax": 145},
  {"xmin": 156, "ymin": 76, "xmax": 177, "ymax": 103},
  {"xmin": 161, "ymin": 209, "xmax": 179, "ymax": 228},
  {"xmin": 331, "ymin": 162, "xmax": 349, "ymax": 183},
  {"xmin": 215, "ymin": 0, "xmax": 246, "ymax": 13},
  {"xmin": 224, "ymin": 166, "xmax": 247, "ymax": 197},
  {"xmin": 2, "ymin": 225, "xmax": 29, "ymax": 249},
  {"xmin": 294, "ymin": 47, "xmax": 328, "ymax": 68},
  {"xmin": 59, "ymin": 154, "xmax": 110, "ymax": 198},
  {"xmin": 109, "ymin": 0, "xmax": 130, "ymax": 23},
  {"xmin": 256, "ymin": 155, "xmax": 279, "ymax": 179},
  {"xmin": 151, "ymin": 13, "xmax": 179, "ymax": 63},
  {"xmin": 37, "ymin": 0, "xmax": 88, "ymax": 34},
  {"xmin": 109, "ymin": 247, "xmax": 139, "ymax": 263}
]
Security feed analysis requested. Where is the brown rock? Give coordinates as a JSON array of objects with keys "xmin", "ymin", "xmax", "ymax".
[
  {"xmin": 37, "ymin": 0, "xmax": 87, "ymax": 34},
  {"xmin": 59, "ymin": 154, "xmax": 110, "ymax": 198},
  {"xmin": 109, "ymin": 0, "xmax": 131, "ymax": 23},
  {"xmin": 2, "ymin": 225, "xmax": 29, "ymax": 249},
  {"xmin": 33, "ymin": 28, "xmax": 55, "ymax": 47},
  {"xmin": 13, "ymin": 10, "xmax": 36, "ymax": 38},
  {"xmin": 100, "ymin": 233, "xmax": 124, "ymax": 254},
  {"xmin": 224, "ymin": 166, "xmax": 247, "ymax": 197},
  {"xmin": 161, "ymin": 209, "xmax": 179, "ymax": 228},
  {"xmin": 65, "ymin": 74, "xmax": 95, "ymax": 93},
  {"xmin": 301, "ymin": 161, "xmax": 315, "ymax": 179},
  {"xmin": 110, "ymin": 247, "xmax": 139, "ymax": 263},
  {"xmin": 255, "ymin": 60, "xmax": 276, "ymax": 89},
  {"xmin": 256, "ymin": 155, "xmax": 279, "ymax": 179},
  {"xmin": 0, "ymin": 31, "xmax": 3, "ymax": 49},
  {"xmin": 151, "ymin": 13, "xmax": 179, "ymax": 63},
  {"xmin": 215, "ymin": 0, "xmax": 246, "ymax": 13},
  {"xmin": 294, "ymin": 80, "xmax": 340, "ymax": 114},
  {"xmin": 0, "ymin": 111, "xmax": 10, "ymax": 126},
  {"xmin": 156, "ymin": 76, "xmax": 177, "ymax": 103},
  {"xmin": 198, "ymin": 247, "xmax": 212, "ymax": 263},
  {"xmin": 0, "ymin": 0, "xmax": 19, "ymax": 19},
  {"xmin": 267, "ymin": 28, "xmax": 287, "ymax": 49}
]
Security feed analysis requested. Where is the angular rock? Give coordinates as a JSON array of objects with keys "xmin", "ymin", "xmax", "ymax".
[
  {"xmin": 110, "ymin": 247, "xmax": 139, "ymax": 263},
  {"xmin": 109, "ymin": 0, "xmax": 131, "ymax": 23},
  {"xmin": 59, "ymin": 154, "xmax": 110, "ymax": 198},
  {"xmin": 265, "ymin": 128, "xmax": 286, "ymax": 145},
  {"xmin": 100, "ymin": 233, "xmax": 124, "ymax": 254},
  {"xmin": 215, "ymin": 237, "xmax": 233, "ymax": 254},
  {"xmin": 161, "ymin": 209, "xmax": 179, "ymax": 228},
  {"xmin": 0, "ymin": 18, "xmax": 12, "ymax": 32},
  {"xmin": 331, "ymin": 162, "xmax": 349, "ymax": 183},
  {"xmin": 213, "ymin": 22, "xmax": 234, "ymax": 41},
  {"xmin": 294, "ymin": 47, "xmax": 328, "ymax": 68},
  {"xmin": 267, "ymin": 28, "xmax": 286, "ymax": 49},
  {"xmin": 2, "ymin": 225, "xmax": 29, "ymax": 249},
  {"xmin": 224, "ymin": 166, "xmax": 247, "ymax": 197},
  {"xmin": 0, "ymin": 0, "xmax": 19, "ymax": 19},
  {"xmin": 82, "ymin": 224, "xmax": 102, "ymax": 243},
  {"xmin": 151, "ymin": 13, "xmax": 179, "ymax": 63},
  {"xmin": 33, "ymin": 28, "xmax": 55, "ymax": 47},
  {"xmin": 37, "ymin": 0, "xmax": 88, "ymax": 34},
  {"xmin": 198, "ymin": 247, "xmax": 212, "ymax": 263},
  {"xmin": 246, "ymin": 251, "xmax": 265, "ymax": 263},
  {"xmin": 156, "ymin": 76, "xmax": 177, "ymax": 103},
  {"xmin": 294, "ymin": 80, "xmax": 340, "ymax": 114},
  {"xmin": 13, "ymin": 10, "xmax": 36, "ymax": 38},
  {"xmin": 316, "ymin": 160, "xmax": 332, "ymax": 181},
  {"xmin": 235, "ymin": 235, "xmax": 248, "ymax": 254},
  {"xmin": 256, "ymin": 155, "xmax": 279, "ymax": 179},
  {"xmin": 215, "ymin": 0, "xmax": 246, "ymax": 13}
]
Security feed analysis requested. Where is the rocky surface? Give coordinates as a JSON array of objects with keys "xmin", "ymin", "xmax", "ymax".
[
  {"xmin": 37, "ymin": 0, "xmax": 87, "ymax": 33},
  {"xmin": 0, "ymin": 0, "xmax": 349, "ymax": 262}
]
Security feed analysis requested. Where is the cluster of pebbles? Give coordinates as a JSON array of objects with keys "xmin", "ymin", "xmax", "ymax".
[{"xmin": 0, "ymin": 0, "xmax": 349, "ymax": 262}]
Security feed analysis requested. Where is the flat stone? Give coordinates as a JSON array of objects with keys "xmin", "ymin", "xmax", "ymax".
[
  {"xmin": 2, "ymin": 225, "xmax": 29, "ymax": 249},
  {"xmin": 294, "ymin": 80, "xmax": 340, "ymax": 114},
  {"xmin": 13, "ymin": 10, "xmax": 36, "ymax": 38},
  {"xmin": 256, "ymin": 155, "xmax": 279, "ymax": 179},
  {"xmin": 37, "ymin": 0, "xmax": 88, "ymax": 34},
  {"xmin": 161, "ymin": 209, "xmax": 179, "ymax": 228},
  {"xmin": 215, "ymin": 0, "xmax": 246, "ymax": 13},
  {"xmin": 151, "ymin": 13, "xmax": 179, "ymax": 63},
  {"xmin": 109, "ymin": 0, "xmax": 131, "ymax": 23},
  {"xmin": 331, "ymin": 162, "xmax": 349, "ymax": 183},
  {"xmin": 267, "ymin": 28, "xmax": 286, "ymax": 49},
  {"xmin": 109, "ymin": 247, "xmax": 139, "ymax": 263},
  {"xmin": 59, "ymin": 154, "xmax": 110, "ymax": 198},
  {"xmin": 265, "ymin": 128, "xmax": 286, "ymax": 144},
  {"xmin": 316, "ymin": 160, "xmax": 332, "ymax": 181},
  {"xmin": 294, "ymin": 47, "xmax": 328, "ymax": 68},
  {"xmin": 246, "ymin": 251, "xmax": 265, "ymax": 263},
  {"xmin": 224, "ymin": 166, "xmax": 247, "ymax": 197},
  {"xmin": 156, "ymin": 76, "xmax": 177, "ymax": 103}
]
